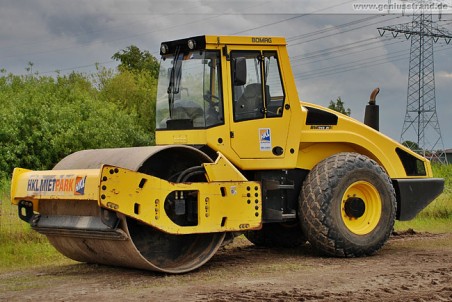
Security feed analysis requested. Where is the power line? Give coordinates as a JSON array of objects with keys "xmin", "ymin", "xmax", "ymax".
[
  {"xmin": 289, "ymin": 15, "xmax": 403, "ymax": 47},
  {"xmin": 299, "ymin": 47, "xmax": 408, "ymax": 76},
  {"xmin": 295, "ymin": 52, "xmax": 409, "ymax": 80},
  {"xmin": 39, "ymin": 60, "xmax": 116, "ymax": 75},
  {"xmin": 293, "ymin": 39, "xmax": 406, "ymax": 66},
  {"xmin": 285, "ymin": 15, "xmax": 409, "ymax": 68},
  {"xmin": 295, "ymin": 27, "xmax": 452, "ymax": 65},
  {"xmin": 293, "ymin": 43, "xmax": 452, "ymax": 81},
  {"xmin": 295, "ymin": 56, "xmax": 407, "ymax": 81},
  {"xmin": 232, "ymin": 0, "xmax": 357, "ymax": 35},
  {"xmin": 291, "ymin": 37, "xmax": 386, "ymax": 61},
  {"xmin": 287, "ymin": 15, "xmax": 382, "ymax": 42}
]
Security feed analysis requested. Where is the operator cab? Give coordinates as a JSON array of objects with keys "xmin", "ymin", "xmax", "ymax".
[
  {"xmin": 155, "ymin": 36, "xmax": 298, "ymax": 165},
  {"xmin": 156, "ymin": 36, "xmax": 287, "ymax": 130}
]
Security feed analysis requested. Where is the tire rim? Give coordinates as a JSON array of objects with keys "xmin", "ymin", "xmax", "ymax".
[{"xmin": 341, "ymin": 181, "xmax": 382, "ymax": 235}]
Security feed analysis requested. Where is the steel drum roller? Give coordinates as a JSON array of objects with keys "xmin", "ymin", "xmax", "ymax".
[{"xmin": 42, "ymin": 146, "xmax": 225, "ymax": 273}]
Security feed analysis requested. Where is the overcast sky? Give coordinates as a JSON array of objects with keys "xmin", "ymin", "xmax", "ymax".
[{"xmin": 1, "ymin": 0, "xmax": 452, "ymax": 149}]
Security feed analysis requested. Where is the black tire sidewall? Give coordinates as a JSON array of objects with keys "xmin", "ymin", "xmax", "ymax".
[
  {"xmin": 300, "ymin": 153, "xmax": 396, "ymax": 257},
  {"xmin": 329, "ymin": 168, "xmax": 394, "ymax": 251}
]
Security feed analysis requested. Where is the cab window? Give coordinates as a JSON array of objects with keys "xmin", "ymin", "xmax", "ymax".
[
  {"xmin": 156, "ymin": 50, "xmax": 224, "ymax": 130},
  {"xmin": 231, "ymin": 50, "xmax": 285, "ymax": 122},
  {"xmin": 263, "ymin": 51, "xmax": 285, "ymax": 118},
  {"xmin": 231, "ymin": 51, "xmax": 264, "ymax": 122}
]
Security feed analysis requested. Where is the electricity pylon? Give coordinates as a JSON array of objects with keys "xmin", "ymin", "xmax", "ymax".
[{"xmin": 378, "ymin": 5, "xmax": 451, "ymax": 163}]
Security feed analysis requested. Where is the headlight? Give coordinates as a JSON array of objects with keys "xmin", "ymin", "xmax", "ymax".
[
  {"xmin": 160, "ymin": 44, "xmax": 169, "ymax": 54},
  {"xmin": 187, "ymin": 39, "xmax": 196, "ymax": 50}
]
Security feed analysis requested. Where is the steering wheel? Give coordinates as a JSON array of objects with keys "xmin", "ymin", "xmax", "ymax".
[{"xmin": 203, "ymin": 91, "xmax": 220, "ymax": 106}]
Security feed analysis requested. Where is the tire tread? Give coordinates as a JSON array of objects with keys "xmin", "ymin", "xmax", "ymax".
[{"xmin": 299, "ymin": 152, "xmax": 396, "ymax": 257}]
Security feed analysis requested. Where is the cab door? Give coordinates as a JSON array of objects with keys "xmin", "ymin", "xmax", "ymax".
[{"xmin": 229, "ymin": 49, "xmax": 291, "ymax": 159}]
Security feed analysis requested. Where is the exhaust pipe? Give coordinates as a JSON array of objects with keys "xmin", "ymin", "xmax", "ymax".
[{"xmin": 364, "ymin": 88, "xmax": 380, "ymax": 131}]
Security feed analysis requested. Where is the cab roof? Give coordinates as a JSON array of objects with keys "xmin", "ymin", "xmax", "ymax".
[{"xmin": 159, "ymin": 35, "xmax": 287, "ymax": 55}]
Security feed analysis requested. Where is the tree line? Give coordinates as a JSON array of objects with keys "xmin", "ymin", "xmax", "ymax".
[{"xmin": 0, "ymin": 46, "xmax": 158, "ymax": 178}]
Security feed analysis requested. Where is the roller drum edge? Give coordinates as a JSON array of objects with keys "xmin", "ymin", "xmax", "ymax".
[{"xmin": 45, "ymin": 146, "xmax": 225, "ymax": 273}]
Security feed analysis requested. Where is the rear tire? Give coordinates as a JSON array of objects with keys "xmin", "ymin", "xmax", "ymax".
[
  {"xmin": 244, "ymin": 222, "xmax": 306, "ymax": 248},
  {"xmin": 299, "ymin": 152, "xmax": 396, "ymax": 257}
]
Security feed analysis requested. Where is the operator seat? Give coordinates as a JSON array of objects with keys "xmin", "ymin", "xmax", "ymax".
[{"xmin": 235, "ymin": 83, "xmax": 264, "ymax": 121}]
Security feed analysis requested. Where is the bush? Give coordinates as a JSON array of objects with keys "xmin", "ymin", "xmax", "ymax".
[
  {"xmin": 0, "ymin": 71, "xmax": 153, "ymax": 178},
  {"xmin": 97, "ymin": 68, "xmax": 157, "ymax": 134}
]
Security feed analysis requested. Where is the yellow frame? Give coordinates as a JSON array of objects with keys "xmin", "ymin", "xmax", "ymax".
[{"xmin": 11, "ymin": 152, "xmax": 262, "ymax": 235}]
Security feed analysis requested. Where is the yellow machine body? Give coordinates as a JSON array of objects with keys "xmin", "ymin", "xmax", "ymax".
[
  {"xmin": 11, "ymin": 154, "xmax": 261, "ymax": 235},
  {"xmin": 10, "ymin": 35, "xmax": 444, "ymax": 273}
]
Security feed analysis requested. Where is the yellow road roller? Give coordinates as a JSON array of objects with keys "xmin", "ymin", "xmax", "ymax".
[{"xmin": 11, "ymin": 35, "xmax": 444, "ymax": 273}]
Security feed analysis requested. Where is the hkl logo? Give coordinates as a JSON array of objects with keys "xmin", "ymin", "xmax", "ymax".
[
  {"xmin": 259, "ymin": 128, "xmax": 271, "ymax": 142},
  {"xmin": 75, "ymin": 176, "xmax": 87, "ymax": 195},
  {"xmin": 259, "ymin": 128, "xmax": 272, "ymax": 151}
]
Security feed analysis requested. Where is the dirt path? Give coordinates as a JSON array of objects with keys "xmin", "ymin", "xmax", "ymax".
[{"xmin": 1, "ymin": 231, "xmax": 451, "ymax": 302}]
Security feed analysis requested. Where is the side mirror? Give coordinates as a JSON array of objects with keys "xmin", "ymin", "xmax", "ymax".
[{"xmin": 233, "ymin": 57, "xmax": 247, "ymax": 86}]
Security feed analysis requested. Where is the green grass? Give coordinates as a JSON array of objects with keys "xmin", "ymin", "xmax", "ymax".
[
  {"xmin": 395, "ymin": 218, "xmax": 451, "ymax": 233},
  {"xmin": 0, "ymin": 241, "xmax": 73, "ymax": 271},
  {"xmin": 0, "ymin": 163, "xmax": 450, "ymax": 270},
  {"xmin": 0, "ymin": 178, "xmax": 72, "ymax": 271}
]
